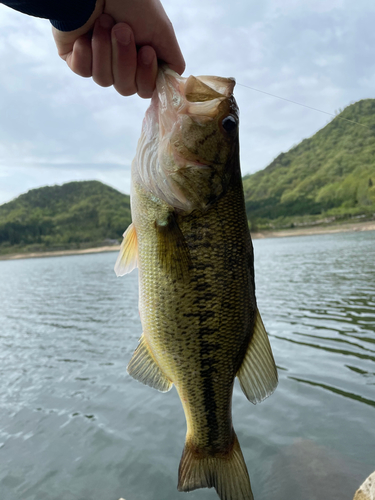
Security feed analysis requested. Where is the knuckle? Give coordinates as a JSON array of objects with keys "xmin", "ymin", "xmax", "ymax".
[
  {"xmin": 114, "ymin": 83, "xmax": 136, "ymax": 97},
  {"xmin": 137, "ymin": 89, "xmax": 153, "ymax": 99},
  {"xmin": 93, "ymin": 75, "xmax": 113, "ymax": 87}
]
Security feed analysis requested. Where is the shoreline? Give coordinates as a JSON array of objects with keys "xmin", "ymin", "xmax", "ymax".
[
  {"xmin": 251, "ymin": 219, "xmax": 375, "ymax": 239},
  {"xmin": 0, "ymin": 245, "xmax": 121, "ymax": 261},
  {"xmin": 1, "ymin": 220, "xmax": 374, "ymax": 262}
]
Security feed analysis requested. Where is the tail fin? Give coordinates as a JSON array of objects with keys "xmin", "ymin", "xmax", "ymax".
[{"xmin": 178, "ymin": 432, "xmax": 254, "ymax": 500}]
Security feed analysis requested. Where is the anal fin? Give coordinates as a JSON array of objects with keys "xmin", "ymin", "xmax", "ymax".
[
  {"xmin": 127, "ymin": 334, "xmax": 173, "ymax": 393},
  {"xmin": 237, "ymin": 309, "xmax": 278, "ymax": 404}
]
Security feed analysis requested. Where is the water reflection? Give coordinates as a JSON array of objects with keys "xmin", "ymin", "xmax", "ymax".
[
  {"xmin": 0, "ymin": 233, "xmax": 374, "ymax": 500},
  {"xmin": 275, "ymin": 335, "xmax": 375, "ymax": 361},
  {"xmin": 265, "ymin": 439, "xmax": 362, "ymax": 500},
  {"xmin": 289, "ymin": 377, "xmax": 375, "ymax": 408}
]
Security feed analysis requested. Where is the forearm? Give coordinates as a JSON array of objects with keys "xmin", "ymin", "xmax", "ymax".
[{"xmin": 0, "ymin": 0, "xmax": 97, "ymax": 31}]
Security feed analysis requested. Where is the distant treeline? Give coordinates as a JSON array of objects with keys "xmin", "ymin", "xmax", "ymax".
[
  {"xmin": 0, "ymin": 181, "xmax": 131, "ymax": 254},
  {"xmin": 243, "ymin": 98, "xmax": 375, "ymax": 229},
  {"xmin": 2, "ymin": 99, "xmax": 375, "ymax": 254}
]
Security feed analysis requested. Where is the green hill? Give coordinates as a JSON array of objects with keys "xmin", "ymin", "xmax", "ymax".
[
  {"xmin": 243, "ymin": 98, "xmax": 375, "ymax": 229},
  {"xmin": 0, "ymin": 181, "xmax": 131, "ymax": 255},
  {"xmin": 1, "ymin": 99, "xmax": 375, "ymax": 256}
]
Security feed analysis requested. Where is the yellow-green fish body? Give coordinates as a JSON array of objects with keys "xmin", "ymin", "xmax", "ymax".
[{"xmin": 115, "ymin": 68, "xmax": 278, "ymax": 500}]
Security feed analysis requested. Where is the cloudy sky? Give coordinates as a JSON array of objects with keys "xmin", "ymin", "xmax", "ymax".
[{"xmin": 0, "ymin": 0, "xmax": 374, "ymax": 204}]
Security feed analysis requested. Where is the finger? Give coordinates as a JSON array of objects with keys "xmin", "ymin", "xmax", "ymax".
[
  {"xmin": 158, "ymin": 42, "xmax": 185, "ymax": 76},
  {"xmin": 92, "ymin": 14, "xmax": 115, "ymax": 87},
  {"xmin": 153, "ymin": 20, "xmax": 185, "ymax": 75},
  {"xmin": 66, "ymin": 34, "xmax": 92, "ymax": 77},
  {"xmin": 111, "ymin": 23, "xmax": 137, "ymax": 96},
  {"xmin": 136, "ymin": 46, "xmax": 158, "ymax": 99}
]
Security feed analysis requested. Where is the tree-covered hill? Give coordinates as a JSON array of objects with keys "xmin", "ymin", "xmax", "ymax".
[
  {"xmin": 0, "ymin": 181, "xmax": 131, "ymax": 255},
  {"xmin": 2, "ymin": 99, "xmax": 375, "ymax": 255},
  {"xmin": 243, "ymin": 99, "xmax": 375, "ymax": 229}
]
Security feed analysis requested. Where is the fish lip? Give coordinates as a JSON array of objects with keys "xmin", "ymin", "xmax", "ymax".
[
  {"xmin": 154, "ymin": 67, "xmax": 238, "ymax": 120},
  {"xmin": 155, "ymin": 67, "xmax": 187, "ymax": 114}
]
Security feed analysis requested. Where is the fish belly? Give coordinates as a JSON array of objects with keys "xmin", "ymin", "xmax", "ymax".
[
  {"xmin": 131, "ymin": 174, "xmax": 257, "ymax": 500},
  {"xmin": 134, "ymin": 175, "xmax": 256, "ymax": 452}
]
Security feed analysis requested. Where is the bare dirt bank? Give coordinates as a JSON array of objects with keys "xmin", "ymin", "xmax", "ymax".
[
  {"xmin": 0, "ymin": 245, "xmax": 121, "ymax": 261},
  {"xmin": 251, "ymin": 220, "xmax": 375, "ymax": 240}
]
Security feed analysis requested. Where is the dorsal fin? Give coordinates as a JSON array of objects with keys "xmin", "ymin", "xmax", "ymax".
[
  {"xmin": 114, "ymin": 223, "xmax": 138, "ymax": 276},
  {"xmin": 237, "ymin": 309, "xmax": 278, "ymax": 404}
]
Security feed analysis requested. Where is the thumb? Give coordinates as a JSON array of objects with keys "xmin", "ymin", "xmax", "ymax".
[
  {"xmin": 51, "ymin": 0, "xmax": 104, "ymax": 58},
  {"xmin": 52, "ymin": 27, "xmax": 75, "ymax": 59},
  {"xmin": 64, "ymin": 34, "xmax": 93, "ymax": 77}
]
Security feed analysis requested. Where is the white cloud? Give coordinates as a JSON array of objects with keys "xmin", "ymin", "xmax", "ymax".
[{"xmin": 0, "ymin": 0, "xmax": 375, "ymax": 204}]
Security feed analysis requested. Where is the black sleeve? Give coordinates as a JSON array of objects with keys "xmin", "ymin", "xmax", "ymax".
[{"xmin": 0, "ymin": 0, "xmax": 97, "ymax": 31}]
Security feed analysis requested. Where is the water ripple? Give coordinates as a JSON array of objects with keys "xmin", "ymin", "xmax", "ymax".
[
  {"xmin": 0, "ymin": 234, "xmax": 374, "ymax": 500},
  {"xmin": 289, "ymin": 377, "xmax": 375, "ymax": 409}
]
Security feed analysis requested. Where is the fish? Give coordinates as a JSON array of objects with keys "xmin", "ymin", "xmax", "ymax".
[{"xmin": 115, "ymin": 66, "xmax": 278, "ymax": 500}]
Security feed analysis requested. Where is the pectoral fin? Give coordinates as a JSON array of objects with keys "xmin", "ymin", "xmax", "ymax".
[
  {"xmin": 114, "ymin": 223, "xmax": 138, "ymax": 276},
  {"xmin": 156, "ymin": 212, "xmax": 192, "ymax": 281},
  {"xmin": 127, "ymin": 334, "xmax": 173, "ymax": 393},
  {"xmin": 237, "ymin": 309, "xmax": 278, "ymax": 404}
]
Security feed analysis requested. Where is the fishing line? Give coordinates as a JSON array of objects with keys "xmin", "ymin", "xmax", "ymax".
[{"xmin": 237, "ymin": 82, "xmax": 372, "ymax": 130}]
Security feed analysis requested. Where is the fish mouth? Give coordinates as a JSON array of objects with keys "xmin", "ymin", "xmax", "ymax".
[
  {"xmin": 142, "ymin": 66, "xmax": 238, "ymax": 141},
  {"xmin": 151, "ymin": 67, "xmax": 239, "ymax": 164},
  {"xmin": 159, "ymin": 67, "xmax": 235, "ymax": 98},
  {"xmin": 137, "ymin": 67, "xmax": 239, "ymax": 214},
  {"xmin": 155, "ymin": 67, "xmax": 236, "ymax": 122}
]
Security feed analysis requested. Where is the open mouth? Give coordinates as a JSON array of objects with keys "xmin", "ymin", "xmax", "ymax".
[{"xmin": 158, "ymin": 68, "xmax": 237, "ymax": 120}]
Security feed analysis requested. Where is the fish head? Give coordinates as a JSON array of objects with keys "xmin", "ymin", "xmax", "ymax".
[{"xmin": 135, "ymin": 67, "xmax": 239, "ymax": 213}]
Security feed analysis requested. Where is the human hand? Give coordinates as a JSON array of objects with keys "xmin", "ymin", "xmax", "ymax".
[{"xmin": 52, "ymin": 0, "xmax": 185, "ymax": 98}]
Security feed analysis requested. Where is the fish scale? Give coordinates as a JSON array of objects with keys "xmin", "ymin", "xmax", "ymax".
[
  {"xmin": 133, "ymin": 172, "xmax": 256, "ymax": 477},
  {"xmin": 115, "ymin": 67, "xmax": 278, "ymax": 500}
]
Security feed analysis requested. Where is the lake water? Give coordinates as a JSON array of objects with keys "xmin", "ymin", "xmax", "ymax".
[{"xmin": 0, "ymin": 231, "xmax": 374, "ymax": 500}]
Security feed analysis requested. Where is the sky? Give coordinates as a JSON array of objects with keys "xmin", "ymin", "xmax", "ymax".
[{"xmin": 0, "ymin": 0, "xmax": 375, "ymax": 205}]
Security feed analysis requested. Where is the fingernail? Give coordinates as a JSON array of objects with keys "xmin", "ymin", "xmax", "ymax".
[
  {"xmin": 141, "ymin": 48, "xmax": 154, "ymax": 66},
  {"xmin": 99, "ymin": 14, "xmax": 113, "ymax": 29},
  {"xmin": 113, "ymin": 25, "xmax": 131, "ymax": 45}
]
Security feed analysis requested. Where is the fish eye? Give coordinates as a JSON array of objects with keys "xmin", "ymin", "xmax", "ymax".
[{"xmin": 221, "ymin": 115, "xmax": 238, "ymax": 133}]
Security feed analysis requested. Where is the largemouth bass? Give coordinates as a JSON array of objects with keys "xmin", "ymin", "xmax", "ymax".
[{"xmin": 115, "ymin": 67, "xmax": 278, "ymax": 500}]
